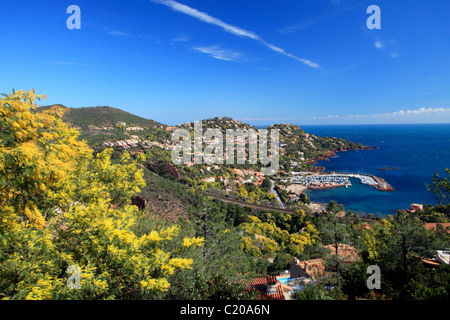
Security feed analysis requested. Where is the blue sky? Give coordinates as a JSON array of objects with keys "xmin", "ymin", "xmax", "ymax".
[{"xmin": 1, "ymin": 0, "xmax": 450, "ymax": 125}]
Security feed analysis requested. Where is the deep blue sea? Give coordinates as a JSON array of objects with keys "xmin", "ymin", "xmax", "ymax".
[{"xmin": 278, "ymin": 124, "xmax": 450, "ymax": 217}]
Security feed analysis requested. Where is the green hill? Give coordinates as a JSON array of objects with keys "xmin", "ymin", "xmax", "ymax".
[
  {"xmin": 37, "ymin": 105, "xmax": 169, "ymax": 149},
  {"xmin": 268, "ymin": 123, "xmax": 374, "ymax": 170},
  {"xmin": 176, "ymin": 117, "xmax": 373, "ymax": 172},
  {"xmin": 176, "ymin": 116, "xmax": 256, "ymax": 131},
  {"xmin": 36, "ymin": 105, "xmax": 374, "ymax": 171},
  {"xmin": 39, "ymin": 105, "xmax": 165, "ymax": 130}
]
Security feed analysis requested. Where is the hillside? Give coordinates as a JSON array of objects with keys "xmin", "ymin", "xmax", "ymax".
[
  {"xmin": 38, "ymin": 105, "xmax": 170, "ymax": 149},
  {"xmin": 176, "ymin": 117, "xmax": 374, "ymax": 172},
  {"xmin": 176, "ymin": 116, "xmax": 256, "ymax": 131},
  {"xmin": 39, "ymin": 105, "xmax": 165, "ymax": 130},
  {"xmin": 268, "ymin": 123, "xmax": 375, "ymax": 171},
  {"xmin": 36, "ymin": 106, "xmax": 374, "ymax": 170}
]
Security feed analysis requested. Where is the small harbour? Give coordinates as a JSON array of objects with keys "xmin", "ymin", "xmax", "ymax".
[
  {"xmin": 299, "ymin": 124, "xmax": 450, "ymax": 216},
  {"xmin": 291, "ymin": 172, "xmax": 394, "ymax": 192}
]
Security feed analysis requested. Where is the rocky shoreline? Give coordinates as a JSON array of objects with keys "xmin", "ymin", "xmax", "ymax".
[
  {"xmin": 305, "ymin": 145, "xmax": 378, "ymax": 165},
  {"xmin": 302, "ymin": 145, "xmax": 395, "ymax": 192}
]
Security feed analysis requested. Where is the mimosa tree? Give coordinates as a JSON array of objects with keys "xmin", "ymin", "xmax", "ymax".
[{"xmin": 0, "ymin": 90, "xmax": 203, "ymax": 299}]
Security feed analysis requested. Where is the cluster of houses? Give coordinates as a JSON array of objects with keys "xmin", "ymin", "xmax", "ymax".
[
  {"xmin": 232, "ymin": 168, "xmax": 265, "ymax": 185},
  {"xmin": 248, "ymin": 218, "xmax": 450, "ymax": 301},
  {"xmin": 141, "ymin": 139, "xmax": 175, "ymax": 150},
  {"xmin": 102, "ymin": 136, "xmax": 175, "ymax": 151},
  {"xmin": 247, "ymin": 243, "xmax": 359, "ymax": 300},
  {"xmin": 100, "ymin": 121, "xmax": 176, "ymax": 150},
  {"xmin": 115, "ymin": 122, "xmax": 145, "ymax": 131},
  {"xmin": 182, "ymin": 162, "xmax": 268, "ymax": 193},
  {"xmin": 102, "ymin": 139, "xmax": 139, "ymax": 149}
]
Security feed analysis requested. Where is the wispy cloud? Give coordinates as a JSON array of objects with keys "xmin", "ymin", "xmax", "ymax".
[
  {"xmin": 192, "ymin": 45, "xmax": 243, "ymax": 62},
  {"xmin": 172, "ymin": 34, "xmax": 190, "ymax": 43},
  {"xmin": 279, "ymin": 3, "xmax": 360, "ymax": 34},
  {"xmin": 237, "ymin": 117, "xmax": 303, "ymax": 122},
  {"xmin": 237, "ymin": 107, "xmax": 450, "ymax": 124},
  {"xmin": 149, "ymin": 0, "xmax": 319, "ymax": 68},
  {"xmin": 315, "ymin": 62, "xmax": 360, "ymax": 78},
  {"xmin": 103, "ymin": 27, "xmax": 160, "ymax": 42},
  {"xmin": 377, "ymin": 107, "xmax": 450, "ymax": 117},
  {"xmin": 261, "ymin": 42, "xmax": 320, "ymax": 68},
  {"xmin": 423, "ymin": 75, "xmax": 449, "ymax": 83},
  {"xmin": 327, "ymin": 107, "xmax": 450, "ymax": 120},
  {"xmin": 107, "ymin": 30, "xmax": 133, "ymax": 37},
  {"xmin": 149, "ymin": 0, "xmax": 260, "ymax": 40},
  {"xmin": 374, "ymin": 40, "xmax": 384, "ymax": 49},
  {"xmin": 373, "ymin": 38, "xmax": 401, "ymax": 58}
]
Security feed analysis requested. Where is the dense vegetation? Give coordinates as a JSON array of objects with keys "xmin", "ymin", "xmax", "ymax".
[
  {"xmin": 39, "ymin": 105, "xmax": 166, "ymax": 131},
  {"xmin": 37, "ymin": 105, "xmax": 171, "ymax": 150},
  {"xmin": 0, "ymin": 91, "xmax": 203, "ymax": 299},
  {"xmin": 268, "ymin": 123, "xmax": 373, "ymax": 172},
  {"xmin": 2, "ymin": 91, "xmax": 449, "ymax": 301}
]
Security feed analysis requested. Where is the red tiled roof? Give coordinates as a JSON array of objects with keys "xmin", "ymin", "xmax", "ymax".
[
  {"xmin": 336, "ymin": 211, "xmax": 346, "ymax": 218},
  {"xmin": 425, "ymin": 223, "xmax": 450, "ymax": 233},
  {"xmin": 422, "ymin": 257, "xmax": 440, "ymax": 267},
  {"xmin": 248, "ymin": 276, "xmax": 285, "ymax": 301},
  {"xmin": 324, "ymin": 244, "xmax": 359, "ymax": 262},
  {"xmin": 360, "ymin": 223, "xmax": 371, "ymax": 230},
  {"xmin": 295, "ymin": 259, "xmax": 326, "ymax": 279}
]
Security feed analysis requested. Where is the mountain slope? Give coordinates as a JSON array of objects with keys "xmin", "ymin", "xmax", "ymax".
[
  {"xmin": 37, "ymin": 106, "xmax": 374, "ymax": 170},
  {"xmin": 38, "ymin": 105, "xmax": 170, "ymax": 149},
  {"xmin": 39, "ymin": 105, "xmax": 165, "ymax": 130}
]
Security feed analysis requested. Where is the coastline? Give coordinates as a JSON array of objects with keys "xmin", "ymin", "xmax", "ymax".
[
  {"xmin": 288, "ymin": 172, "xmax": 395, "ymax": 193},
  {"xmin": 295, "ymin": 145, "xmax": 394, "ymax": 193},
  {"xmin": 305, "ymin": 145, "xmax": 378, "ymax": 165}
]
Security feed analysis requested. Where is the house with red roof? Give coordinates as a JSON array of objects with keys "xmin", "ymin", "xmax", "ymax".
[
  {"xmin": 290, "ymin": 258, "xmax": 326, "ymax": 280},
  {"xmin": 248, "ymin": 275, "xmax": 286, "ymax": 300},
  {"xmin": 425, "ymin": 223, "xmax": 450, "ymax": 233}
]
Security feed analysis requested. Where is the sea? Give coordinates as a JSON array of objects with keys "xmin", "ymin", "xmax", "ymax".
[{"xmin": 267, "ymin": 124, "xmax": 450, "ymax": 217}]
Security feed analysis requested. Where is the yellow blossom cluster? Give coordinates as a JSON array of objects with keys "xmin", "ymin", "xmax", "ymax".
[
  {"xmin": 0, "ymin": 90, "xmax": 204, "ymax": 299},
  {"xmin": 240, "ymin": 215, "xmax": 318, "ymax": 256}
]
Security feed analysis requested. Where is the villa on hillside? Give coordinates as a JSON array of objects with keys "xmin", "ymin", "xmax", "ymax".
[
  {"xmin": 125, "ymin": 126, "xmax": 144, "ymax": 131},
  {"xmin": 324, "ymin": 243, "xmax": 359, "ymax": 263},
  {"xmin": 408, "ymin": 203, "xmax": 424, "ymax": 213},
  {"xmin": 288, "ymin": 244, "xmax": 359, "ymax": 282},
  {"xmin": 247, "ymin": 275, "xmax": 286, "ymax": 300},
  {"xmin": 290, "ymin": 258, "xmax": 326, "ymax": 280}
]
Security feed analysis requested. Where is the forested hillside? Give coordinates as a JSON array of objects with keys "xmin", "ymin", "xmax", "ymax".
[{"xmin": 2, "ymin": 91, "xmax": 448, "ymax": 301}]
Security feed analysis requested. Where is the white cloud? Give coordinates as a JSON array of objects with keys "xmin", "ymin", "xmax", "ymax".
[
  {"xmin": 172, "ymin": 34, "xmax": 189, "ymax": 42},
  {"xmin": 192, "ymin": 45, "xmax": 243, "ymax": 62},
  {"xmin": 149, "ymin": 0, "xmax": 320, "ymax": 68},
  {"xmin": 237, "ymin": 117, "xmax": 300, "ymax": 122},
  {"xmin": 396, "ymin": 107, "xmax": 449, "ymax": 115},
  {"xmin": 149, "ymin": 0, "xmax": 259, "ymax": 40},
  {"xmin": 373, "ymin": 38, "xmax": 402, "ymax": 58},
  {"xmin": 374, "ymin": 40, "xmax": 384, "ymax": 49},
  {"xmin": 241, "ymin": 107, "xmax": 450, "ymax": 124},
  {"xmin": 104, "ymin": 28, "xmax": 160, "ymax": 43},
  {"xmin": 107, "ymin": 30, "xmax": 133, "ymax": 37},
  {"xmin": 331, "ymin": 107, "xmax": 450, "ymax": 119},
  {"xmin": 279, "ymin": 3, "xmax": 360, "ymax": 34}
]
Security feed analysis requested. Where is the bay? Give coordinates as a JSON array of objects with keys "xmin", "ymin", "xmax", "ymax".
[{"xmin": 296, "ymin": 124, "xmax": 450, "ymax": 217}]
